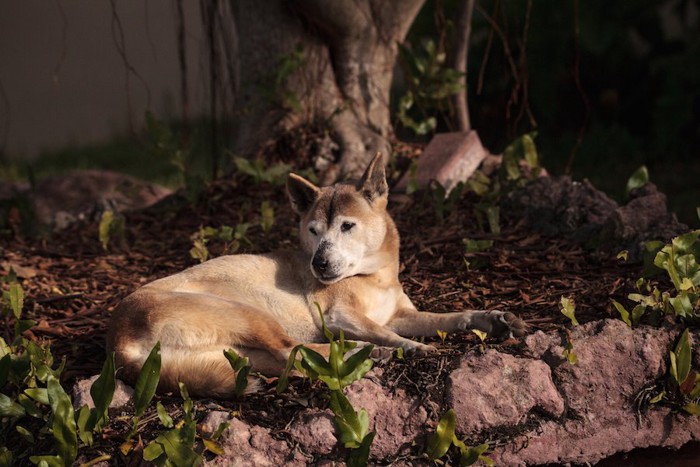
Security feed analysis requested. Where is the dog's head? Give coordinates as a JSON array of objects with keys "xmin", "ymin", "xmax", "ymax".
[{"xmin": 287, "ymin": 153, "xmax": 391, "ymax": 284}]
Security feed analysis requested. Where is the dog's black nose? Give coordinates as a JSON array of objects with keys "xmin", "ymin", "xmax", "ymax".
[{"xmin": 312, "ymin": 255, "xmax": 330, "ymax": 273}]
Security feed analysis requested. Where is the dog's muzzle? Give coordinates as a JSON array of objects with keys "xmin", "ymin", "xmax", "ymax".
[{"xmin": 311, "ymin": 243, "xmax": 340, "ymax": 282}]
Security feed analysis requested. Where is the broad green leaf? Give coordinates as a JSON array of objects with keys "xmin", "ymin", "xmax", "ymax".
[
  {"xmin": 16, "ymin": 425, "xmax": 35, "ymax": 443},
  {"xmin": 276, "ymin": 344, "xmax": 304, "ymax": 393},
  {"xmin": 521, "ymin": 133, "xmax": 539, "ymax": 169},
  {"xmin": 76, "ymin": 405, "xmax": 93, "ymax": 446},
  {"xmin": 224, "ymin": 348, "xmax": 250, "ymax": 372},
  {"xmin": 88, "ymin": 352, "xmax": 116, "ymax": 433},
  {"xmin": 153, "ymin": 421, "xmax": 202, "ymax": 466},
  {"xmin": 211, "ymin": 421, "xmax": 229, "ymax": 441},
  {"xmin": 234, "ymin": 365, "xmax": 251, "ymax": 396},
  {"xmin": 340, "ymin": 345, "xmax": 374, "ymax": 384},
  {"xmin": 179, "ymin": 382, "xmax": 193, "ymax": 420},
  {"xmin": 0, "ymin": 393, "xmax": 25, "ymax": 417},
  {"xmin": 330, "ymin": 390, "xmax": 367, "ymax": 448},
  {"xmin": 672, "ymin": 230, "xmax": 700, "ymax": 252},
  {"xmin": 642, "ymin": 241, "xmax": 664, "ymax": 277},
  {"xmin": 625, "ymin": 165, "xmax": 649, "ymax": 197},
  {"xmin": 24, "ymin": 388, "xmax": 49, "ymax": 405},
  {"xmin": 9, "ymin": 283, "xmax": 24, "ymax": 319},
  {"xmin": 18, "ymin": 393, "xmax": 43, "ymax": 419},
  {"xmin": 133, "ymin": 342, "xmax": 161, "ymax": 417},
  {"xmin": 612, "ymin": 300, "xmax": 631, "ymax": 326},
  {"xmin": 486, "ymin": 206, "xmax": 500, "ymax": 234},
  {"xmin": 142, "ymin": 441, "xmax": 165, "ymax": 462},
  {"xmin": 649, "ymin": 391, "xmax": 666, "ymax": 404},
  {"xmin": 347, "ymin": 431, "xmax": 376, "ymax": 467},
  {"xmin": 631, "ymin": 305, "xmax": 647, "ymax": 324},
  {"xmin": 47, "ymin": 375, "xmax": 78, "ymax": 465},
  {"xmin": 682, "ymin": 403, "xmax": 700, "ymax": 415},
  {"xmin": 298, "ymin": 347, "xmax": 333, "ymax": 377},
  {"xmin": 29, "ymin": 455, "xmax": 63, "ymax": 466},
  {"xmin": 0, "ymin": 354, "xmax": 11, "ymax": 388},
  {"xmin": 669, "ymin": 292, "xmax": 693, "ymax": 317},
  {"xmin": 460, "ymin": 442, "xmax": 491, "ymax": 466},
  {"xmin": 156, "ymin": 401, "xmax": 173, "ymax": 428},
  {"xmin": 203, "ymin": 438, "xmax": 226, "ymax": 456},
  {"xmin": 673, "ymin": 329, "xmax": 692, "ymax": 387},
  {"xmin": 617, "ymin": 250, "xmax": 629, "ymax": 261},
  {"xmin": 426, "ymin": 409, "xmax": 456, "ymax": 460},
  {"xmin": 0, "ymin": 447, "xmax": 12, "ymax": 466},
  {"xmin": 559, "ymin": 297, "xmax": 579, "ymax": 326},
  {"xmin": 670, "ymin": 350, "xmax": 679, "ymax": 385}
]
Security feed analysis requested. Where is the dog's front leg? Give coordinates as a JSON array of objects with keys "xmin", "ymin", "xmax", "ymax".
[
  {"xmin": 387, "ymin": 307, "xmax": 526, "ymax": 340},
  {"xmin": 324, "ymin": 307, "xmax": 436, "ymax": 356}
]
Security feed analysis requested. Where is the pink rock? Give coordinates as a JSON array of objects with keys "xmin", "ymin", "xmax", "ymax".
[
  {"xmin": 395, "ymin": 131, "xmax": 488, "ymax": 194},
  {"xmin": 71, "ymin": 375, "xmax": 133, "ymax": 410},
  {"xmin": 446, "ymin": 349, "xmax": 565, "ymax": 435},
  {"xmin": 345, "ymin": 376, "xmax": 429, "ymax": 459},
  {"xmin": 494, "ymin": 320, "xmax": 700, "ymax": 465},
  {"xmin": 286, "ymin": 408, "xmax": 337, "ymax": 455},
  {"xmin": 205, "ymin": 416, "xmax": 306, "ymax": 467}
]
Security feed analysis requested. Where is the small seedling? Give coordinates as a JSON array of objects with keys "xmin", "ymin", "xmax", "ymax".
[
  {"xmin": 426, "ymin": 409, "xmax": 493, "ymax": 465},
  {"xmin": 562, "ymin": 329, "xmax": 578, "ymax": 365},
  {"xmin": 471, "ymin": 329, "xmax": 487, "ymax": 353},
  {"xmin": 625, "ymin": 165, "xmax": 649, "ymax": 198},
  {"xmin": 98, "ymin": 210, "xmax": 125, "ymax": 251},
  {"xmin": 559, "ymin": 297, "xmax": 579, "ymax": 326},
  {"xmin": 224, "ymin": 348, "xmax": 252, "ymax": 396}
]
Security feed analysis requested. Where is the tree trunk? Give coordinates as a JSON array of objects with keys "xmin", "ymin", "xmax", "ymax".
[{"xmin": 232, "ymin": 0, "xmax": 425, "ymax": 182}]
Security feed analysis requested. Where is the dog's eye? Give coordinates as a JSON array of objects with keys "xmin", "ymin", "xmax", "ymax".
[
  {"xmin": 309, "ymin": 227, "xmax": 318, "ymax": 236},
  {"xmin": 341, "ymin": 222, "xmax": 355, "ymax": 233}
]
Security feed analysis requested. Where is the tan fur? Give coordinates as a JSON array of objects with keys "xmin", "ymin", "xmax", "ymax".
[{"xmin": 107, "ymin": 153, "xmax": 525, "ymax": 397}]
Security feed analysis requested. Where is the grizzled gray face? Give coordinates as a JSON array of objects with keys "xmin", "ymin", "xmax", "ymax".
[
  {"xmin": 302, "ymin": 187, "xmax": 386, "ymax": 284},
  {"xmin": 287, "ymin": 152, "xmax": 390, "ymax": 284}
]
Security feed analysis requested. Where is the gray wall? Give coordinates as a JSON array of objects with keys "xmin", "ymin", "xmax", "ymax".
[{"xmin": 0, "ymin": 0, "xmax": 206, "ymax": 159}]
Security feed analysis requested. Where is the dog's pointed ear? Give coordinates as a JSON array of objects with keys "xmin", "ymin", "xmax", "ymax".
[
  {"xmin": 356, "ymin": 152, "xmax": 388, "ymax": 204},
  {"xmin": 287, "ymin": 173, "xmax": 320, "ymax": 214}
]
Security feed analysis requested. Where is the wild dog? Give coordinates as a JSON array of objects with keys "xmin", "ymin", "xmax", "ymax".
[{"xmin": 106, "ymin": 153, "xmax": 525, "ymax": 397}]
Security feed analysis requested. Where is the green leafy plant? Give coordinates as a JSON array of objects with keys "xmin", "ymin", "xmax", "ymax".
[
  {"xmin": 614, "ymin": 230, "xmax": 700, "ymax": 325},
  {"xmin": 559, "ymin": 297, "xmax": 579, "ymax": 326},
  {"xmin": 463, "ymin": 133, "xmax": 542, "ymax": 237},
  {"xmin": 76, "ymin": 353, "xmax": 116, "ymax": 446},
  {"xmin": 98, "ymin": 210, "xmax": 125, "ymax": 251},
  {"xmin": 145, "ymin": 111, "xmax": 204, "ymax": 201},
  {"xmin": 426, "ymin": 409, "xmax": 493, "ymax": 466},
  {"xmin": 625, "ymin": 165, "xmax": 649, "ymax": 198},
  {"xmin": 277, "ymin": 306, "xmax": 376, "ymax": 465},
  {"xmin": 428, "ymin": 180, "xmax": 465, "ymax": 225},
  {"xmin": 669, "ymin": 329, "xmax": 700, "ymax": 415},
  {"xmin": 463, "ymin": 238, "xmax": 494, "ymax": 270},
  {"xmin": 397, "ymin": 39, "xmax": 465, "ymax": 135},
  {"xmin": 471, "ymin": 329, "xmax": 488, "ymax": 354},
  {"xmin": 233, "ymin": 156, "xmax": 291, "ymax": 186},
  {"xmin": 143, "ymin": 383, "xmax": 202, "ymax": 466}
]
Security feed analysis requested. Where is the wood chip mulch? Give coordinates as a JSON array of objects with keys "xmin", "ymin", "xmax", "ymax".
[{"xmin": 0, "ymin": 171, "xmax": 666, "ymax": 462}]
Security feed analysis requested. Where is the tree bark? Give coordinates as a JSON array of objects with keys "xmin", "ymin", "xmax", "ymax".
[
  {"xmin": 451, "ymin": 0, "xmax": 475, "ymax": 132},
  {"xmin": 231, "ymin": 0, "xmax": 425, "ymax": 182}
]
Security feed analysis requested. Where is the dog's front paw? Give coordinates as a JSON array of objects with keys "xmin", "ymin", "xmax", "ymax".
[
  {"xmin": 402, "ymin": 341, "xmax": 437, "ymax": 357},
  {"xmin": 485, "ymin": 310, "xmax": 526, "ymax": 339}
]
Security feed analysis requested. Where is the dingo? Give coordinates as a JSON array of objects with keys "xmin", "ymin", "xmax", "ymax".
[{"xmin": 107, "ymin": 153, "xmax": 525, "ymax": 397}]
